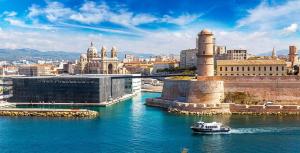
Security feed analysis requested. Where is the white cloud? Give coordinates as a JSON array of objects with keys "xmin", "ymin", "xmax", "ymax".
[
  {"xmin": 44, "ymin": 1, "xmax": 74, "ymax": 22},
  {"xmin": 161, "ymin": 14, "xmax": 200, "ymax": 25},
  {"xmin": 26, "ymin": 1, "xmax": 198, "ymax": 27},
  {"xmin": 2, "ymin": 11, "xmax": 17, "ymax": 17},
  {"xmin": 4, "ymin": 18, "xmax": 26, "ymax": 27},
  {"xmin": 237, "ymin": 1, "xmax": 300, "ymax": 31},
  {"xmin": 283, "ymin": 23, "xmax": 298, "ymax": 34},
  {"xmin": 27, "ymin": 5, "xmax": 42, "ymax": 19},
  {"xmin": 69, "ymin": 1, "xmax": 107, "ymax": 24}
]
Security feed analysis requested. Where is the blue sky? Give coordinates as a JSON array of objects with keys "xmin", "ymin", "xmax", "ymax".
[{"xmin": 0, "ymin": 0, "xmax": 299, "ymax": 54}]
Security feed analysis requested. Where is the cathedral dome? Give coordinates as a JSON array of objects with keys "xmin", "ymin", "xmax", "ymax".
[
  {"xmin": 87, "ymin": 42, "xmax": 98, "ymax": 58},
  {"xmin": 80, "ymin": 53, "xmax": 87, "ymax": 59}
]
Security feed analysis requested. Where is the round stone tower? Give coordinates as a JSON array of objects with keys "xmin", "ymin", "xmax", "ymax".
[{"xmin": 197, "ymin": 29, "xmax": 215, "ymax": 77}]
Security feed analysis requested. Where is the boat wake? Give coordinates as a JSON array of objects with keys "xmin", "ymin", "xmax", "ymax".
[{"xmin": 230, "ymin": 127, "xmax": 300, "ymax": 134}]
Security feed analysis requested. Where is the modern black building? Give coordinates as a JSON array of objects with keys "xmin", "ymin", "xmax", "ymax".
[{"xmin": 9, "ymin": 75, "xmax": 138, "ymax": 104}]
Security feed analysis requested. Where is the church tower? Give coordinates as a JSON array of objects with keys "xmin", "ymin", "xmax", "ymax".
[
  {"xmin": 111, "ymin": 46, "xmax": 117, "ymax": 58},
  {"xmin": 101, "ymin": 46, "xmax": 107, "ymax": 59},
  {"xmin": 197, "ymin": 29, "xmax": 215, "ymax": 77},
  {"xmin": 272, "ymin": 47, "xmax": 276, "ymax": 59}
]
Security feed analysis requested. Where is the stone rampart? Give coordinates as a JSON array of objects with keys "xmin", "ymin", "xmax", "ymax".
[
  {"xmin": 161, "ymin": 78, "xmax": 224, "ymax": 104},
  {"xmin": 221, "ymin": 76, "xmax": 300, "ymax": 104}
]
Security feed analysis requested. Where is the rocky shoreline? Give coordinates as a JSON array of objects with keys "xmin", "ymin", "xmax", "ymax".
[{"xmin": 0, "ymin": 108, "xmax": 99, "ymax": 118}]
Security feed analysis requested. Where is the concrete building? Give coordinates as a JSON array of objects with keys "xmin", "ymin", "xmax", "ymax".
[
  {"xmin": 18, "ymin": 64, "xmax": 53, "ymax": 76},
  {"xmin": 10, "ymin": 74, "xmax": 141, "ymax": 105},
  {"xmin": 216, "ymin": 60, "xmax": 287, "ymax": 76},
  {"xmin": 152, "ymin": 62, "xmax": 179, "ymax": 74},
  {"xmin": 225, "ymin": 49, "xmax": 248, "ymax": 60},
  {"xmin": 180, "ymin": 48, "xmax": 197, "ymax": 68},
  {"xmin": 215, "ymin": 46, "xmax": 226, "ymax": 55},
  {"xmin": 62, "ymin": 62, "xmax": 75, "ymax": 74},
  {"xmin": 0, "ymin": 66, "xmax": 18, "ymax": 76},
  {"xmin": 75, "ymin": 42, "xmax": 126, "ymax": 74},
  {"xmin": 289, "ymin": 45, "xmax": 298, "ymax": 66}
]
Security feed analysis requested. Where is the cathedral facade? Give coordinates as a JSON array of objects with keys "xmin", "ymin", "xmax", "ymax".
[{"xmin": 75, "ymin": 42, "xmax": 126, "ymax": 74}]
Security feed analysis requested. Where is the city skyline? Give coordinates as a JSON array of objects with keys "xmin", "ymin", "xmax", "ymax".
[{"xmin": 0, "ymin": 0, "xmax": 299, "ymax": 54}]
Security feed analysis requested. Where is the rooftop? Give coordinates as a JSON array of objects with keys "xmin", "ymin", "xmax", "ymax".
[{"xmin": 217, "ymin": 60, "xmax": 287, "ymax": 66}]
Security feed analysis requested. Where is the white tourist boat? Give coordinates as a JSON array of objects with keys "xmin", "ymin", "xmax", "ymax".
[{"xmin": 191, "ymin": 121, "xmax": 230, "ymax": 134}]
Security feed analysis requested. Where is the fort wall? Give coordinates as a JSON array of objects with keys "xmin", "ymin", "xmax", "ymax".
[
  {"xmin": 162, "ymin": 76, "xmax": 300, "ymax": 105},
  {"xmin": 221, "ymin": 76, "xmax": 300, "ymax": 104},
  {"xmin": 162, "ymin": 78, "xmax": 224, "ymax": 104}
]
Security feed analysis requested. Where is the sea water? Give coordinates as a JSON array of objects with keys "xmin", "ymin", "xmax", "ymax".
[{"xmin": 0, "ymin": 92, "xmax": 300, "ymax": 153}]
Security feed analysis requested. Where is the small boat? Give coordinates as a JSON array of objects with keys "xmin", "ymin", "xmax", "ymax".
[{"xmin": 191, "ymin": 121, "xmax": 230, "ymax": 134}]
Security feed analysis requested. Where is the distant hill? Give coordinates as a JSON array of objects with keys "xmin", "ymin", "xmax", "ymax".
[
  {"xmin": 0, "ymin": 48, "xmax": 155, "ymax": 61},
  {"xmin": 258, "ymin": 50, "xmax": 289, "ymax": 56}
]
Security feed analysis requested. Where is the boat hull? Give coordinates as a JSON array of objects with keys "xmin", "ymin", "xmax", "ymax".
[{"xmin": 191, "ymin": 127, "xmax": 230, "ymax": 133}]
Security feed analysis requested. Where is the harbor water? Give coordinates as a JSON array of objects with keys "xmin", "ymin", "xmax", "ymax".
[{"xmin": 1, "ymin": 92, "xmax": 300, "ymax": 153}]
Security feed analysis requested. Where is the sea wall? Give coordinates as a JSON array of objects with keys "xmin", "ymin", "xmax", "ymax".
[
  {"xmin": 146, "ymin": 98, "xmax": 300, "ymax": 115},
  {"xmin": 230, "ymin": 104, "xmax": 300, "ymax": 115},
  {"xmin": 0, "ymin": 108, "xmax": 99, "ymax": 118},
  {"xmin": 146, "ymin": 98, "xmax": 231, "ymax": 115}
]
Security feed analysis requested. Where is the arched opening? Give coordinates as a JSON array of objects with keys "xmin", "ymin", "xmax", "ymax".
[{"xmin": 108, "ymin": 64, "xmax": 113, "ymax": 74}]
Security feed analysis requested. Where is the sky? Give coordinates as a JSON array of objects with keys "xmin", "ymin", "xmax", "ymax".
[{"xmin": 0, "ymin": 0, "xmax": 299, "ymax": 55}]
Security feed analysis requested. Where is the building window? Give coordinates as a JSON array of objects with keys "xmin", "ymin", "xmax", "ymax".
[
  {"xmin": 237, "ymin": 67, "xmax": 239, "ymax": 71},
  {"xmin": 253, "ymin": 67, "xmax": 255, "ymax": 71},
  {"xmin": 282, "ymin": 66, "xmax": 284, "ymax": 71},
  {"xmin": 220, "ymin": 67, "xmax": 223, "ymax": 71},
  {"xmin": 276, "ymin": 66, "xmax": 279, "ymax": 71},
  {"xmin": 247, "ymin": 67, "xmax": 250, "ymax": 71},
  {"xmin": 242, "ymin": 67, "xmax": 245, "ymax": 71},
  {"xmin": 231, "ymin": 67, "xmax": 233, "ymax": 71},
  {"xmin": 264, "ymin": 67, "xmax": 266, "ymax": 71},
  {"xmin": 270, "ymin": 67, "xmax": 272, "ymax": 71},
  {"xmin": 259, "ymin": 67, "xmax": 261, "ymax": 71},
  {"xmin": 225, "ymin": 67, "xmax": 228, "ymax": 71}
]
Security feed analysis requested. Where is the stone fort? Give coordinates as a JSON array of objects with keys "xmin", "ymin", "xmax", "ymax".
[{"xmin": 147, "ymin": 29, "xmax": 300, "ymax": 114}]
